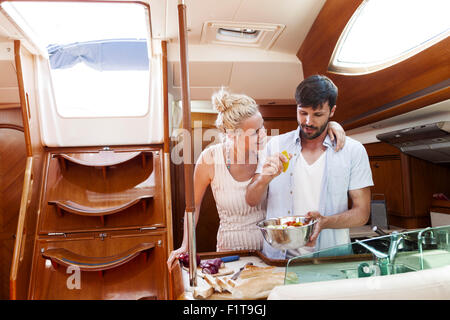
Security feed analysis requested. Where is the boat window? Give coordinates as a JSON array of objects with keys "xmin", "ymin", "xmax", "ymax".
[
  {"xmin": 328, "ymin": 0, "xmax": 449, "ymax": 75},
  {"xmin": 1, "ymin": 1, "xmax": 151, "ymax": 118}
]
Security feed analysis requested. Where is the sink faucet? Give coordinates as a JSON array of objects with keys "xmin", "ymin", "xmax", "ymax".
[
  {"xmin": 388, "ymin": 231, "xmax": 404, "ymax": 267},
  {"xmin": 418, "ymin": 227, "xmax": 435, "ymax": 270},
  {"xmin": 356, "ymin": 231, "xmax": 405, "ymax": 275}
]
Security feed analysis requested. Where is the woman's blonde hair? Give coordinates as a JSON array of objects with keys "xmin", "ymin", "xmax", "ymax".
[{"xmin": 212, "ymin": 88, "xmax": 258, "ymax": 133}]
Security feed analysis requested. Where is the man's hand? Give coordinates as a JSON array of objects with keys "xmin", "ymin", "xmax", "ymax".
[
  {"xmin": 304, "ymin": 211, "xmax": 327, "ymax": 247},
  {"xmin": 261, "ymin": 152, "xmax": 291, "ymax": 177}
]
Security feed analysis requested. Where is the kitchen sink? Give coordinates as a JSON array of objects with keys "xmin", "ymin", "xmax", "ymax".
[{"xmin": 340, "ymin": 263, "xmax": 416, "ymax": 279}]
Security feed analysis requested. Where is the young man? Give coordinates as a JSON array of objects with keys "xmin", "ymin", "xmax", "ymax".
[{"xmin": 246, "ymin": 75, "xmax": 373, "ymax": 259}]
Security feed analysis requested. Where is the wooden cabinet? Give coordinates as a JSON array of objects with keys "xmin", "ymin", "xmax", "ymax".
[
  {"xmin": 369, "ymin": 156, "xmax": 404, "ymax": 217},
  {"xmin": 28, "ymin": 145, "xmax": 171, "ymax": 300},
  {"xmin": 365, "ymin": 142, "xmax": 450, "ymax": 229}
]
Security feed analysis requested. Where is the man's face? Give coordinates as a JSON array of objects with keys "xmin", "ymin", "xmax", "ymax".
[{"xmin": 297, "ymin": 102, "xmax": 336, "ymax": 140}]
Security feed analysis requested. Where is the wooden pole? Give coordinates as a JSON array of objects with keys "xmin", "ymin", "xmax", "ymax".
[
  {"xmin": 14, "ymin": 40, "xmax": 32, "ymax": 157},
  {"xmin": 177, "ymin": 1, "xmax": 197, "ymax": 287}
]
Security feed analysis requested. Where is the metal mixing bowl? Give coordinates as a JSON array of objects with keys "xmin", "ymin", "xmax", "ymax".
[{"xmin": 257, "ymin": 216, "xmax": 317, "ymax": 250}]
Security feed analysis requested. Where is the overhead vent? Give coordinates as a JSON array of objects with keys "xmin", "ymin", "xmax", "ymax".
[
  {"xmin": 376, "ymin": 121, "xmax": 450, "ymax": 164},
  {"xmin": 201, "ymin": 21, "xmax": 285, "ymax": 49}
]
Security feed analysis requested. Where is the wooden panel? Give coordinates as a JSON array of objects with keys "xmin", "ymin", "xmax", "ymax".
[
  {"xmin": 369, "ymin": 158, "xmax": 404, "ymax": 217},
  {"xmin": 39, "ymin": 148, "xmax": 164, "ymax": 234},
  {"xmin": 410, "ymin": 156, "xmax": 450, "ymax": 220},
  {"xmin": 364, "ymin": 142, "xmax": 450, "ymax": 229},
  {"xmin": 196, "ymin": 185, "xmax": 220, "ymax": 252},
  {"xmin": 259, "ymin": 104, "xmax": 298, "ymax": 135},
  {"xmin": 29, "ymin": 231, "xmax": 168, "ymax": 300},
  {"xmin": 0, "ymin": 108, "xmax": 23, "ymax": 129},
  {"xmin": 364, "ymin": 142, "xmax": 401, "ymax": 157},
  {"xmin": 297, "ymin": 0, "xmax": 450, "ymax": 129},
  {"xmin": 0, "ymin": 127, "xmax": 26, "ymax": 300}
]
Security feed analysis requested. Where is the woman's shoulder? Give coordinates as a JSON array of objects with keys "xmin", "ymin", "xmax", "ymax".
[{"xmin": 197, "ymin": 143, "xmax": 223, "ymax": 165}]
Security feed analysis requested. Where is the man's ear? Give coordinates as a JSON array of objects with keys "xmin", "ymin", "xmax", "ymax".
[{"xmin": 329, "ymin": 105, "xmax": 337, "ymax": 118}]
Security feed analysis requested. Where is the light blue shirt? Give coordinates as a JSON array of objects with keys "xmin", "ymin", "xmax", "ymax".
[{"xmin": 256, "ymin": 126, "xmax": 374, "ymax": 259}]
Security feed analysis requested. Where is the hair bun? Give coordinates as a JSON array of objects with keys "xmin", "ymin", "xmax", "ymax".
[{"xmin": 212, "ymin": 89, "xmax": 233, "ymax": 113}]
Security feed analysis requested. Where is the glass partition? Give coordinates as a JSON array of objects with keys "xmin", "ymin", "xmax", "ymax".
[{"xmin": 285, "ymin": 225, "xmax": 450, "ymax": 285}]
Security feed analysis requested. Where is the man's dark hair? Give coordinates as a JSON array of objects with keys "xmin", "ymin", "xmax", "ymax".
[{"xmin": 295, "ymin": 75, "xmax": 338, "ymax": 110}]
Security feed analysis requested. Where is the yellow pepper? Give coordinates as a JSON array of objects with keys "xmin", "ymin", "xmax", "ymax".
[{"xmin": 281, "ymin": 150, "xmax": 290, "ymax": 172}]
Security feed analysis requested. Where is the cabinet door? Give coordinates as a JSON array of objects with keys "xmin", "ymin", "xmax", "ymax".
[
  {"xmin": 30, "ymin": 231, "xmax": 168, "ymax": 300},
  {"xmin": 370, "ymin": 158, "xmax": 405, "ymax": 217}
]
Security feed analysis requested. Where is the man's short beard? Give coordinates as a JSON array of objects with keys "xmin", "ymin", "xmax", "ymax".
[{"xmin": 301, "ymin": 120, "xmax": 329, "ymax": 140}]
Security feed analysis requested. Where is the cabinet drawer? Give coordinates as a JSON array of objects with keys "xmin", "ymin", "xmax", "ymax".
[{"xmin": 30, "ymin": 230, "xmax": 168, "ymax": 300}]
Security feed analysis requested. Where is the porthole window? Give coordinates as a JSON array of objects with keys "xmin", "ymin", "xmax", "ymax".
[{"xmin": 329, "ymin": 0, "xmax": 449, "ymax": 75}]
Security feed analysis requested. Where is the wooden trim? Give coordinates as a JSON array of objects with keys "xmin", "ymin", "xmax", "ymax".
[
  {"xmin": 0, "ymin": 124, "xmax": 24, "ymax": 132},
  {"xmin": 297, "ymin": 0, "xmax": 450, "ymax": 129},
  {"xmin": 177, "ymin": 3, "xmax": 195, "ymax": 214},
  {"xmin": 14, "ymin": 40, "xmax": 32, "ymax": 157},
  {"xmin": 9, "ymin": 156, "xmax": 33, "ymax": 300},
  {"xmin": 48, "ymin": 195, "xmax": 152, "ymax": 217},
  {"xmin": 430, "ymin": 207, "xmax": 450, "ymax": 215},
  {"xmin": 41, "ymin": 242, "xmax": 155, "ymax": 272},
  {"xmin": 259, "ymin": 105, "xmax": 297, "ymax": 120},
  {"xmin": 53, "ymin": 151, "xmax": 150, "ymax": 167},
  {"xmin": 343, "ymin": 84, "xmax": 450, "ymax": 130},
  {"xmin": 0, "ymin": 103, "xmax": 20, "ymax": 109},
  {"xmin": 431, "ymin": 200, "xmax": 450, "ymax": 209},
  {"xmin": 162, "ymin": 40, "xmax": 170, "ymax": 154}
]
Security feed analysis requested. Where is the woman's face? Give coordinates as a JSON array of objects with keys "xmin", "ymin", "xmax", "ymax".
[{"xmin": 233, "ymin": 112, "xmax": 266, "ymax": 156}]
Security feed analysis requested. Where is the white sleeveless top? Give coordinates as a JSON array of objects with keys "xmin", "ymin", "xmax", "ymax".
[{"xmin": 207, "ymin": 143, "xmax": 266, "ymax": 252}]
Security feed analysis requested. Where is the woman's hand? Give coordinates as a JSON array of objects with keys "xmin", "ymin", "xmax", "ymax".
[
  {"xmin": 167, "ymin": 244, "xmax": 188, "ymax": 271},
  {"xmin": 261, "ymin": 152, "xmax": 291, "ymax": 178},
  {"xmin": 327, "ymin": 121, "xmax": 346, "ymax": 151}
]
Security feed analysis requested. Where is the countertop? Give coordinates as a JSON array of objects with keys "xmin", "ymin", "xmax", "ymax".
[{"xmin": 349, "ymin": 225, "xmax": 408, "ymax": 238}]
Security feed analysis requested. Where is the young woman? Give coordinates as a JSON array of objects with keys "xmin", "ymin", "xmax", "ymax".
[{"xmin": 167, "ymin": 89, "xmax": 346, "ymax": 269}]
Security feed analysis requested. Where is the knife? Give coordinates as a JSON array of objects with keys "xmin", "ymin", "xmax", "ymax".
[{"xmin": 231, "ymin": 262, "xmax": 253, "ymax": 280}]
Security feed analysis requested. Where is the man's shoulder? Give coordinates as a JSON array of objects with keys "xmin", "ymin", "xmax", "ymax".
[{"xmin": 341, "ymin": 136, "xmax": 366, "ymax": 153}]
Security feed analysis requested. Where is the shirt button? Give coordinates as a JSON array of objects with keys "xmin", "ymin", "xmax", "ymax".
[
  {"xmin": 290, "ymin": 191, "xmax": 293, "ymax": 194},
  {"xmin": 290, "ymin": 173, "xmax": 293, "ymax": 176},
  {"xmin": 288, "ymin": 210, "xmax": 291, "ymax": 214}
]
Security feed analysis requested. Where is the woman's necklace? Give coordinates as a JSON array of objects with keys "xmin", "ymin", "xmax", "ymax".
[{"xmin": 225, "ymin": 141, "xmax": 232, "ymax": 169}]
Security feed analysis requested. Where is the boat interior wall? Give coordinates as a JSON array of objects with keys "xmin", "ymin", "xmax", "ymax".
[
  {"xmin": 297, "ymin": 0, "xmax": 450, "ymax": 130},
  {"xmin": 0, "ymin": 41, "xmax": 19, "ymax": 105}
]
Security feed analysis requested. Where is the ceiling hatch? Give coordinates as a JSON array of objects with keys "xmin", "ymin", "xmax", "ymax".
[{"xmin": 200, "ymin": 21, "xmax": 285, "ymax": 49}]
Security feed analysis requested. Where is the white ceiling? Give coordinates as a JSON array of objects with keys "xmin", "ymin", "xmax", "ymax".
[{"xmin": 148, "ymin": 0, "xmax": 326, "ymax": 102}]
